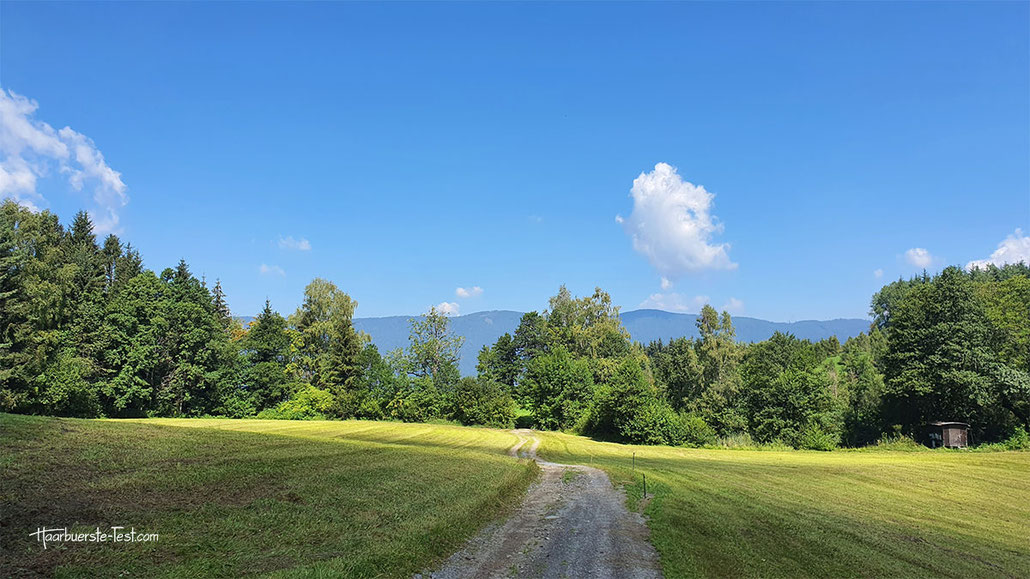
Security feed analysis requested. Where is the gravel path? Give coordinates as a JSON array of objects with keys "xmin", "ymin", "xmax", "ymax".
[{"xmin": 423, "ymin": 429, "xmax": 662, "ymax": 579}]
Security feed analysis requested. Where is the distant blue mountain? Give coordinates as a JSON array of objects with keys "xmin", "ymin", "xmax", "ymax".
[{"xmin": 353, "ymin": 309, "xmax": 871, "ymax": 375}]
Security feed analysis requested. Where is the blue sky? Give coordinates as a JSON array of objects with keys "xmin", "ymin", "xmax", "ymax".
[{"xmin": 2, "ymin": 1, "xmax": 1028, "ymax": 321}]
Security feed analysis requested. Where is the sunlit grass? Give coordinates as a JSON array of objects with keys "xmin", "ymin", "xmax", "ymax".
[
  {"xmin": 1, "ymin": 415, "xmax": 535, "ymax": 578},
  {"xmin": 535, "ymin": 431, "xmax": 1030, "ymax": 578}
]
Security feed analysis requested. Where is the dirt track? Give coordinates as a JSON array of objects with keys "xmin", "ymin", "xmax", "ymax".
[{"xmin": 424, "ymin": 429, "xmax": 662, "ymax": 579}]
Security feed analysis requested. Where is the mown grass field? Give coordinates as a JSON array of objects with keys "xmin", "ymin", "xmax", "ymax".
[
  {"xmin": 535, "ymin": 431, "xmax": 1030, "ymax": 578},
  {"xmin": 4, "ymin": 415, "xmax": 1029, "ymax": 578},
  {"xmin": 0, "ymin": 415, "xmax": 535, "ymax": 578}
]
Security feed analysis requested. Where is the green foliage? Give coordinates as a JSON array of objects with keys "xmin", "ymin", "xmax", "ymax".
[
  {"xmin": 647, "ymin": 337, "xmax": 703, "ymax": 411},
  {"xmin": 746, "ymin": 367, "xmax": 839, "ymax": 447},
  {"xmin": 585, "ymin": 357, "xmax": 659, "ymax": 442},
  {"xmin": 476, "ymin": 332, "xmax": 519, "ymax": 388},
  {"xmin": 522, "ymin": 346, "xmax": 594, "ymax": 430},
  {"xmin": 387, "ymin": 377, "xmax": 444, "ymax": 423},
  {"xmin": 1006, "ymin": 427, "xmax": 1030, "ymax": 450},
  {"xmin": 868, "ymin": 434, "xmax": 929, "ymax": 452},
  {"xmin": 406, "ymin": 306, "xmax": 464, "ymax": 383},
  {"xmin": 4, "ymin": 201, "xmax": 1029, "ymax": 451},
  {"xmin": 257, "ymin": 384, "xmax": 334, "ymax": 420},
  {"xmin": 679, "ymin": 412, "xmax": 717, "ymax": 447},
  {"xmin": 796, "ymin": 422, "xmax": 840, "ymax": 451},
  {"xmin": 545, "ymin": 285, "xmax": 630, "ymax": 361},
  {"xmin": 451, "ymin": 376, "xmax": 517, "ymax": 428},
  {"xmin": 883, "ymin": 266, "xmax": 1029, "ymax": 441},
  {"xmin": 289, "ymin": 278, "xmax": 364, "ymax": 415},
  {"xmin": 976, "ymin": 427, "xmax": 1030, "ymax": 452}
]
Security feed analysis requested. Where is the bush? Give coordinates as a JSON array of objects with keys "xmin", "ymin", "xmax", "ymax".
[
  {"xmin": 451, "ymin": 377, "xmax": 518, "ymax": 428},
  {"xmin": 1004, "ymin": 427, "xmax": 1030, "ymax": 450},
  {"xmin": 796, "ymin": 422, "xmax": 840, "ymax": 451},
  {"xmin": 387, "ymin": 378, "xmax": 442, "ymax": 423},
  {"xmin": 354, "ymin": 396, "xmax": 385, "ymax": 420},
  {"xmin": 257, "ymin": 385, "xmax": 333, "ymax": 420},
  {"xmin": 620, "ymin": 399, "xmax": 686, "ymax": 446},
  {"xmin": 585, "ymin": 359, "xmax": 713, "ymax": 447},
  {"xmin": 869, "ymin": 434, "xmax": 927, "ymax": 451},
  {"xmin": 219, "ymin": 390, "xmax": 257, "ymax": 418},
  {"xmin": 976, "ymin": 427, "xmax": 1030, "ymax": 452},
  {"xmin": 679, "ymin": 413, "xmax": 717, "ymax": 447},
  {"xmin": 523, "ymin": 347, "xmax": 595, "ymax": 431},
  {"xmin": 715, "ymin": 432, "xmax": 756, "ymax": 448}
]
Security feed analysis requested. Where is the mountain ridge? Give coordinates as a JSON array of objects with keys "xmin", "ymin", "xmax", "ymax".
[{"xmin": 349, "ymin": 309, "xmax": 872, "ymax": 375}]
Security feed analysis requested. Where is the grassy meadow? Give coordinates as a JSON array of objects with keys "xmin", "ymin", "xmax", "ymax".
[
  {"xmin": 535, "ymin": 431, "xmax": 1030, "ymax": 578},
  {"xmin": 4, "ymin": 415, "xmax": 1029, "ymax": 578},
  {"xmin": 0, "ymin": 415, "xmax": 536, "ymax": 578}
]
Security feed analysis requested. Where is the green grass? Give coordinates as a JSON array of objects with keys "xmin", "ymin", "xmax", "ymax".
[
  {"xmin": 0, "ymin": 415, "xmax": 536, "ymax": 578},
  {"xmin": 535, "ymin": 431, "xmax": 1030, "ymax": 578},
  {"xmin": 5, "ymin": 415, "xmax": 1029, "ymax": 578}
]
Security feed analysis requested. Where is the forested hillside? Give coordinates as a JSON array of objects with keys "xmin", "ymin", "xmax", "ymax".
[{"xmin": 2, "ymin": 200, "xmax": 1028, "ymax": 448}]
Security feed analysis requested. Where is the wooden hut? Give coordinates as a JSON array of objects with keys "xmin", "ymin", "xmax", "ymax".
[{"xmin": 926, "ymin": 422, "xmax": 969, "ymax": 448}]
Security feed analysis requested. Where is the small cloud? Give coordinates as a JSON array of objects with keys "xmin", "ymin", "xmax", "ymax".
[
  {"xmin": 873, "ymin": 268, "xmax": 884, "ymax": 278},
  {"xmin": 904, "ymin": 248, "xmax": 934, "ymax": 268},
  {"xmin": 259, "ymin": 263, "xmax": 285, "ymax": 276},
  {"xmin": 721, "ymin": 297, "xmax": 744, "ymax": 314},
  {"xmin": 967, "ymin": 229, "xmax": 1030, "ymax": 270},
  {"xmin": 618, "ymin": 162, "xmax": 736, "ymax": 283},
  {"xmin": 660, "ymin": 277, "xmax": 673, "ymax": 290},
  {"xmin": 455, "ymin": 285, "xmax": 483, "ymax": 298},
  {"xmin": 529, "ymin": 215, "xmax": 544, "ymax": 223},
  {"xmin": 435, "ymin": 301, "xmax": 460, "ymax": 316},
  {"xmin": 278, "ymin": 235, "xmax": 311, "ymax": 251},
  {"xmin": 0, "ymin": 89, "xmax": 127, "ymax": 233},
  {"xmin": 639, "ymin": 292, "xmax": 709, "ymax": 313}
]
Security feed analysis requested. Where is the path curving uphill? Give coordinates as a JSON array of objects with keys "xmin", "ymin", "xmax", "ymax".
[{"xmin": 425, "ymin": 429, "xmax": 662, "ymax": 579}]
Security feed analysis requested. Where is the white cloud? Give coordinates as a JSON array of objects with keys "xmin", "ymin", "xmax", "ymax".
[
  {"xmin": 660, "ymin": 277, "xmax": 673, "ymax": 290},
  {"xmin": 278, "ymin": 235, "xmax": 311, "ymax": 251},
  {"xmin": 904, "ymin": 248, "xmax": 934, "ymax": 268},
  {"xmin": 967, "ymin": 229, "xmax": 1030, "ymax": 270},
  {"xmin": 873, "ymin": 268, "xmax": 884, "ymax": 278},
  {"xmin": 0, "ymin": 89, "xmax": 127, "ymax": 233},
  {"xmin": 455, "ymin": 285, "xmax": 483, "ymax": 298},
  {"xmin": 259, "ymin": 263, "xmax": 285, "ymax": 276},
  {"xmin": 617, "ymin": 163, "xmax": 736, "ymax": 281},
  {"xmin": 435, "ymin": 301, "xmax": 460, "ymax": 316},
  {"xmin": 721, "ymin": 297, "xmax": 745, "ymax": 314},
  {"xmin": 639, "ymin": 292, "xmax": 709, "ymax": 313}
]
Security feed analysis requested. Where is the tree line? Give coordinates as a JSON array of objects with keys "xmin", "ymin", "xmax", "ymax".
[{"xmin": 2, "ymin": 201, "xmax": 1028, "ymax": 448}]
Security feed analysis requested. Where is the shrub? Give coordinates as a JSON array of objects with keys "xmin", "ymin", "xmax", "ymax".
[
  {"xmin": 620, "ymin": 399, "xmax": 686, "ymax": 446},
  {"xmin": 870, "ymin": 433, "xmax": 927, "ymax": 451},
  {"xmin": 257, "ymin": 385, "xmax": 333, "ymax": 420},
  {"xmin": 354, "ymin": 396, "xmax": 385, "ymax": 420},
  {"xmin": 219, "ymin": 391, "xmax": 257, "ymax": 418},
  {"xmin": 678, "ymin": 413, "xmax": 717, "ymax": 447},
  {"xmin": 1004, "ymin": 427, "xmax": 1030, "ymax": 450},
  {"xmin": 715, "ymin": 432, "xmax": 756, "ymax": 448},
  {"xmin": 978, "ymin": 427, "xmax": 1030, "ymax": 451},
  {"xmin": 796, "ymin": 422, "xmax": 840, "ymax": 451},
  {"xmin": 523, "ymin": 347, "xmax": 595, "ymax": 431},
  {"xmin": 451, "ymin": 377, "xmax": 518, "ymax": 428},
  {"xmin": 387, "ymin": 378, "xmax": 442, "ymax": 423}
]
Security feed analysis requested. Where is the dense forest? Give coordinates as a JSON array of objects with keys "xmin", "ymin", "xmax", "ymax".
[{"xmin": 2, "ymin": 201, "xmax": 1028, "ymax": 448}]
